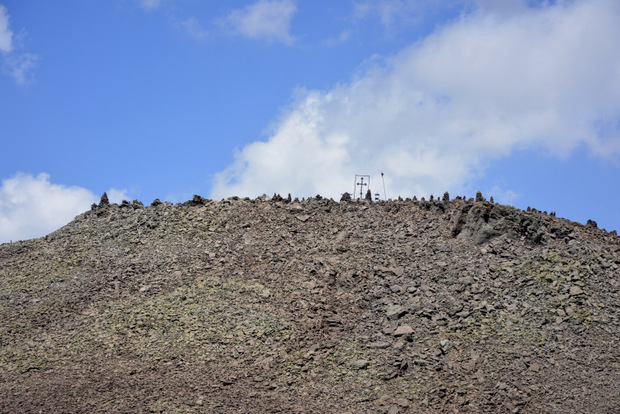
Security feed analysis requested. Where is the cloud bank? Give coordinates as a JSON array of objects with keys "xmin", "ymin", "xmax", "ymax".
[
  {"xmin": 0, "ymin": 173, "xmax": 127, "ymax": 244},
  {"xmin": 223, "ymin": 0, "xmax": 297, "ymax": 45},
  {"xmin": 212, "ymin": 0, "xmax": 620, "ymax": 200}
]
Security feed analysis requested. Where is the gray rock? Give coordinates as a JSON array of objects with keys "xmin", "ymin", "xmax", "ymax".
[
  {"xmin": 473, "ymin": 224, "xmax": 502, "ymax": 245},
  {"xmin": 389, "ymin": 285, "xmax": 403, "ymax": 293},
  {"xmin": 98, "ymin": 192, "xmax": 109, "ymax": 208},
  {"xmin": 386, "ymin": 305, "xmax": 408, "ymax": 320},
  {"xmin": 351, "ymin": 359, "xmax": 369, "ymax": 369},
  {"xmin": 395, "ymin": 397, "xmax": 410, "ymax": 407},
  {"xmin": 440, "ymin": 339, "xmax": 453, "ymax": 353},
  {"xmin": 393, "ymin": 325, "xmax": 414, "ymax": 336},
  {"xmin": 569, "ymin": 286, "xmax": 584, "ymax": 296}
]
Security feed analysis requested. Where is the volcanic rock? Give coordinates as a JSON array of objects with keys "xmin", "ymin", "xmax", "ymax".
[{"xmin": 0, "ymin": 195, "xmax": 618, "ymax": 413}]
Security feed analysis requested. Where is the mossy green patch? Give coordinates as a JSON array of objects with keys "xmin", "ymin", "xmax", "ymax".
[
  {"xmin": 0, "ymin": 346, "xmax": 57, "ymax": 373},
  {"xmin": 0, "ymin": 249, "xmax": 90, "ymax": 296},
  {"xmin": 86, "ymin": 277, "xmax": 293, "ymax": 361}
]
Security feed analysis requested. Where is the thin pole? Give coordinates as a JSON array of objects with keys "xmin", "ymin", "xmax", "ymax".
[{"xmin": 381, "ymin": 172, "xmax": 387, "ymax": 201}]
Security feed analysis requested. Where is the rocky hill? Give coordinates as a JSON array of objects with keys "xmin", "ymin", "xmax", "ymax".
[{"xmin": 0, "ymin": 193, "xmax": 618, "ymax": 413}]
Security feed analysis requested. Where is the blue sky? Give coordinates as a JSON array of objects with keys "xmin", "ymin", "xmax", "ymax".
[{"xmin": 1, "ymin": 0, "xmax": 619, "ymax": 243}]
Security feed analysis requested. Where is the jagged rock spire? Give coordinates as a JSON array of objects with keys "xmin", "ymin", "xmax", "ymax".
[{"xmin": 99, "ymin": 192, "xmax": 109, "ymax": 208}]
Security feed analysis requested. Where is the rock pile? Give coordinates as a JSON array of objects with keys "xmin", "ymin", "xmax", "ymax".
[{"xmin": 0, "ymin": 195, "xmax": 618, "ymax": 413}]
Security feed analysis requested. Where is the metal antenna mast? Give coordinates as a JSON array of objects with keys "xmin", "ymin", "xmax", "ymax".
[{"xmin": 381, "ymin": 172, "xmax": 387, "ymax": 201}]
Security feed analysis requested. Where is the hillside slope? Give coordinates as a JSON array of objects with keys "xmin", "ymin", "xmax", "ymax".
[{"xmin": 1, "ymin": 195, "xmax": 619, "ymax": 413}]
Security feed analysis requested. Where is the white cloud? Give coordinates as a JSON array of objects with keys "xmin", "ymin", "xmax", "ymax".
[
  {"xmin": 0, "ymin": 5, "xmax": 12, "ymax": 53},
  {"xmin": 485, "ymin": 185, "xmax": 519, "ymax": 206},
  {"xmin": 0, "ymin": 5, "xmax": 38, "ymax": 85},
  {"xmin": 0, "ymin": 173, "xmax": 127, "ymax": 244},
  {"xmin": 2, "ymin": 52, "xmax": 38, "ymax": 85},
  {"xmin": 354, "ymin": 0, "xmax": 420, "ymax": 27},
  {"xmin": 353, "ymin": 0, "xmax": 463, "ymax": 29},
  {"xmin": 180, "ymin": 16, "xmax": 209, "ymax": 40},
  {"xmin": 139, "ymin": 0, "xmax": 164, "ymax": 12},
  {"xmin": 106, "ymin": 188, "xmax": 130, "ymax": 204},
  {"xmin": 211, "ymin": 0, "xmax": 620, "ymax": 200},
  {"xmin": 324, "ymin": 30, "xmax": 352, "ymax": 46},
  {"xmin": 224, "ymin": 0, "xmax": 297, "ymax": 45}
]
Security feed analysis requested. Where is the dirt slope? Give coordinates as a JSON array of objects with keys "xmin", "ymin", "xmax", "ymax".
[{"xmin": 1, "ymin": 195, "xmax": 618, "ymax": 413}]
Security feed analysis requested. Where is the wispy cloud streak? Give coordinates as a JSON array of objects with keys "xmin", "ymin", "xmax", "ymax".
[
  {"xmin": 223, "ymin": 0, "xmax": 297, "ymax": 45},
  {"xmin": 0, "ymin": 5, "xmax": 38, "ymax": 85}
]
